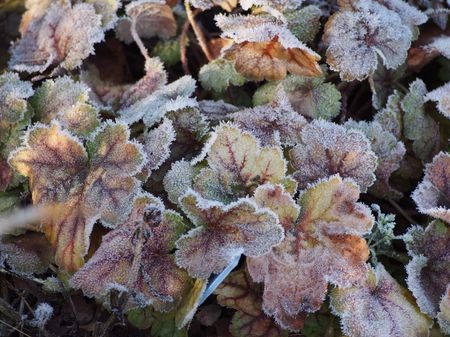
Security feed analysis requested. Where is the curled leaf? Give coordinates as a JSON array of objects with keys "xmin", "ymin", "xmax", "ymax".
[
  {"xmin": 290, "ymin": 120, "xmax": 378, "ymax": 192},
  {"xmin": 412, "ymin": 152, "xmax": 450, "ymax": 223},
  {"xmin": 9, "ymin": 121, "xmax": 146, "ymax": 271},
  {"xmin": 330, "ymin": 264, "xmax": 432, "ymax": 337},
  {"xmin": 247, "ymin": 175, "xmax": 373, "ymax": 331},
  {"xmin": 216, "ymin": 14, "xmax": 322, "ymax": 81},
  {"xmin": 31, "ymin": 76, "xmax": 100, "ymax": 137},
  {"xmin": 323, "ymin": 1, "xmax": 414, "ymax": 81},
  {"xmin": 116, "ymin": 0, "xmax": 177, "ymax": 43},
  {"xmin": 425, "ymin": 81, "xmax": 450, "ymax": 119},
  {"xmin": 70, "ymin": 194, "xmax": 190, "ymax": 311},
  {"xmin": 344, "ymin": 120, "xmax": 406, "ymax": 199},
  {"xmin": 404, "ymin": 220, "xmax": 450, "ymax": 318},
  {"xmin": 10, "ymin": 1, "xmax": 104, "ymax": 73},
  {"xmin": 175, "ymin": 190, "xmax": 283, "ymax": 279},
  {"xmin": 232, "ymin": 87, "xmax": 307, "ymax": 146}
]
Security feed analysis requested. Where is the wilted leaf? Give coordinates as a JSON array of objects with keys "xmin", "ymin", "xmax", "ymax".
[
  {"xmin": 9, "ymin": 121, "xmax": 146, "ymax": 271},
  {"xmin": 199, "ymin": 59, "xmax": 246, "ymax": 93},
  {"xmin": 247, "ymin": 175, "xmax": 373, "ymax": 331},
  {"xmin": 290, "ymin": 120, "xmax": 378, "ymax": 192},
  {"xmin": 0, "ymin": 72, "xmax": 33, "ymax": 125},
  {"xmin": 119, "ymin": 75, "xmax": 197, "ymax": 127},
  {"xmin": 10, "ymin": 1, "xmax": 104, "ymax": 73},
  {"xmin": 425, "ymin": 81, "xmax": 450, "ymax": 119},
  {"xmin": 404, "ymin": 220, "xmax": 450, "ymax": 318},
  {"xmin": 175, "ymin": 190, "xmax": 283, "ymax": 279},
  {"xmin": 412, "ymin": 152, "xmax": 450, "ymax": 222},
  {"xmin": 70, "ymin": 194, "xmax": 190, "ymax": 310},
  {"xmin": 344, "ymin": 120, "xmax": 406, "ymax": 199},
  {"xmin": 232, "ymin": 87, "xmax": 307, "ymax": 146},
  {"xmin": 31, "ymin": 76, "xmax": 100, "ymax": 137},
  {"xmin": 323, "ymin": 1, "xmax": 418, "ymax": 81},
  {"xmin": 0, "ymin": 231, "xmax": 52, "ymax": 275},
  {"xmin": 215, "ymin": 269, "xmax": 288, "ymax": 337},
  {"xmin": 285, "ymin": 5, "xmax": 322, "ymax": 44},
  {"xmin": 192, "ymin": 123, "xmax": 293, "ymax": 203},
  {"xmin": 216, "ymin": 14, "xmax": 322, "ymax": 81},
  {"xmin": 116, "ymin": 0, "xmax": 177, "ymax": 43},
  {"xmin": 330, "ymin": 264, "xmax": 432, "ymax": 337}
]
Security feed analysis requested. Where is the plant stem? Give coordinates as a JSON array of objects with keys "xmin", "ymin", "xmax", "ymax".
[
  {"xmin": 388, "ymin": 199, "xmax": 417, "ymax": 225},
  {"xmin": 184, "ymin": 0, "xmax": 213, "ymax": 62}
]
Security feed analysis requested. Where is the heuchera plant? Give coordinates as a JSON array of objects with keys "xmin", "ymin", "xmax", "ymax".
[{"xmin": 0, "ymin": 0, "xmax": 450, "ymax": 336}]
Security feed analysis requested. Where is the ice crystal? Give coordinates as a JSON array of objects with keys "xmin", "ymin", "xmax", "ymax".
[{"xmin": 425, "ymin": 81, "xmax": 450, "ymax": 119}]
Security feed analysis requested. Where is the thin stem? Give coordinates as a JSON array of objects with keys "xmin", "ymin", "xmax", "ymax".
[
  {"xmin": 180, "ymin": 18, "xmax": 191, "ymax": 75},
  {"xmin": 0, "ymin": 319, "xmax": 32, "ymax": 337},
  {"xmin": 184, "ymin": 0, "xmax": 213, "ymax": 61},
  {"xmin": 388, "ymin": 199, "xmax": 417, "ymax": 225},
  {"xmin": 130, "ymin": 18, "xmax": 150, "ymax": 62}
]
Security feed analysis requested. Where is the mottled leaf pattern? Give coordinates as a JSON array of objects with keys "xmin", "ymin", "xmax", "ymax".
[
  {"xmin": 175, "ymin": 190, "xmax": 283, "ymax": 279},
  {"xmin": 9, "ymin": 121, "xmax": 146, "ymax": 271},
  {"xmin": 330, "ymin": 264, "xmax": 432, "ymax": 337},
  {"xmin": 290, "ymin": 120, "xmax": 378, "ymax": 192}
]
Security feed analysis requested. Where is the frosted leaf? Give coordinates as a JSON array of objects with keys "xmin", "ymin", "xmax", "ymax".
[
  {"xmin": 199, "ymin": 59, "xmax": 246, "ymax": 93},
  {"xmin": 345, "ymin": 120, "xmax": 406, "ymax": 199},
  {"xmin": 121, "ymin": 57, "xmax": 168, "ymax": 108},
  {"xmin": 330, "ymin": 264, "xmax": 432, "ymax": 337},
  {"xmin": 376, "ymin": 0, "xmax": 427, "ymax": 30},
  {"xmin": 198, "ymin": 100, "xmax": 239, "ymax": 122},
  {"xmin": 175, "ymin": 190, "xmax": 283, "ymax": 279},
  {"xmin": 247, "ymin": 175, "xmax": 373, "ymax": 331},
  {"xmin": 216, "ymin": 14, "xmax": 322, "ymax": 81},
  {"xmin": 412, "ymin": 151, "xmax": 450, "ymax": 222},
  {"xmin": 163, "ymin": 160, "xmax": 197, "ymax": 205},
  {"xmin": 30, "ymin": 303, "xmax": 53, "ymax": 328},
  {"xmin": 119, "ymin": 75, "xmax": 197, "ymax": 127},
  {"xmin": 189, "ymin": 0, "xmax": 238, "ymax": 11},
  {"xmin": 8, "ymin": 121, "xmax": 146, "ymax": 271},
  {"xmin": 282, "ymin": 73, "xmax": 341, "ymax": 120},
  {"xmin": 404, "ymin": 220, "xmax": 450, "ymax": 318},
  {"xmin": 284, "ymin": 5, "xmax": 322, "ymax": 44},
  {"xmin": 215, "ymin": 269, "xmax": 289, "ymax": 337},
  {"xmin": 323, "ymin": 1, "xmax": 412, "ymax": 81},
  {"xmin": 0, "ymin": 72, "xmax": 34, "ymax": 125},
  {"xmin": 231, "ymin": 87, "xmax": 307, "ymax": 146},
  {"xmin": 116, "ymin": 0, "xmax": 176, "ymax": 43},
  {"xmin": 290, "ymin": 120, "xmax": 378, "ymax": 192},
  {"xmin": 374, "ymin": 90, "xmax": 403, "ymax": 139},
  {"xmin": 70, "ymin": 195, "xmax": 190, "ymax": 311},
  {"xmin": 175, "ymin": 278, "xmax": 207, "ymax": 328},
  {"xmin": 31, "ymin": 76, "xmax": 100, "ymax": 137},
  {"xmin": 438, "ymin": 285, "xmax": 450, "ymax": 335},
  {"xmin": 85, "ymin": 0, "xmax": 121, "ymax": 30},
  {"xmin": 425, "ymin": 35, "xmax": 450, "ymax": 59},
  {"xmin": 10, "ymin": 1, "xmax": 104, "ymax": 73},
  {"xmin": 425, "ymin": 82, "xmax": 450, "ymax": 119},
  {"xmin": 141, "ymin": 119, "xmax": 175, "ymax": 179},
  {"xmin": 368, "ymin": 62, "xmax": 406, "ymax": 110},
  {"xmin": 192, "ymin": 123, "xmax": 292, "ymax": 202},
  {"xmin": 240, "ymin": 0, "xmax": 303, "ymax": 15},
  {"xmin": 166, "ymin": 107, "xmax": 210, "ymax": 142},
  {"xmin": 0, "ymin": 231, "xmax": 52, "ymax": 275}
]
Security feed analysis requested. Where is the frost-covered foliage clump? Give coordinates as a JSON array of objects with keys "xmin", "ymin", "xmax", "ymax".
[{"xmin": 0, "ymin": 0, "xmax": 449, "ymax": 336}]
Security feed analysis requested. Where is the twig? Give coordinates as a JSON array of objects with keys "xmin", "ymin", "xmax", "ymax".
[
  {"xmin": 388, "ymin": 199, "xmax": 417, "ymax": 225},
  {"xmin": 184, "ymin": 0, "xmax": 213, "ymax": 61},
  {"xmin": 0, "ymin": 319, "xmax": 32, "ymax": 337},
  {"xmin": 180, "ymin": 19, "xmax": 191, "ymax": 75}
]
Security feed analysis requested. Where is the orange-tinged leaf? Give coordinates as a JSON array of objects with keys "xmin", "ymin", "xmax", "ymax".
[
  {"xmin": 70, "ymin": 194, "xmax": 190, "ymax": 311},
  {"xmin": 9, "ymin": 121, "xmax": 146, "ymax": 271},
  {"xmin": 175, "ymin": 190, "xmax": 284, "ymax": 279}
]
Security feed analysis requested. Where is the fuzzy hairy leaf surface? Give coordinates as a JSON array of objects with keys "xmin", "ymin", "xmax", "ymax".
[
  {"xmin": 9, "ymin": 121, "xmax": 146, "ymax": 271},
  {"xmin": 0, "ymin": 72, "xmax": 33, "ymax": 126},
  {"xmin": 215, "ymin": 269, "xmax": 288, "ymax": 337},
  {"xmin": 9, "ymin": 0, "xmax": 104, "ymax": 73},
  {"xmin": 216, "ymin": 14, "xmax": 321, "ymax": 81},
  {"xmin": 119, "ymin": 75, "xmax": 197, "ymax": 127},
  {"xmin": 116, "ymin": 0, "xmax": 176, "ymax": 43},
  {"xmin": 232, "ymin": 87, "xmax": 307, "ymax": 146},
  {"xmin": 199, "ymin": 59, "xmax": 246, "ymax": 93},
  {"xmin": 323, "ymin": 0, "xmax": 415, "ymax": 81},
  {"xmin": 330, "ymin": 264, "xmax": 432, "ymax": 337},
  {"xmin": 412, "ymin": 152, "xmax": 450, "ymax": 223},
  {"xmin": 290, "ymin": 120, "xmax": 378, "ymax": 192},
  {"xmin": 192, "ymin": 123, "xmax": 294, "ymax": 203},
  {"xmin": 70, "ymin": 194, "xmax": 190, "ymax": 311},
  {"xmin": 404, "ymin": 220, "xmax": 450, "ymax": 318},
  {"xmin": 345, "ymin": 120, "xmax": 406, "ymax": 199},
  {"xmin": 425, "ymin": 81, "xmax": 450, "ymax": 119},
  {"xmin": 175, "ymin": 190, "xmax": 283, "ymax": 279},
  {"xmin": 247, "ymin": 176, "xmax": 373, "ymax": 331},
  {"xmin": 31, "ymin": 76, "xmax": 100, "ymax": 137},
  {"xmin": 285, "ymin": 5, "xmax": 322, "ymax": 44}
]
